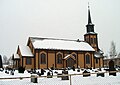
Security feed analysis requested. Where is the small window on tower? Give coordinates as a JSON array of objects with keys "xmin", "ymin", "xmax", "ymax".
[
  {"xmin": 94, "ymin": 38, "xmax": 96, "ymax": 44},
  {"xmin": 91, "ymin": 38, "xmax": 93, "ymax": 44}
]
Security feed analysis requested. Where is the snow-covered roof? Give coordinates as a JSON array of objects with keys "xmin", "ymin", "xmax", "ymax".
[
  {"xmin": 19, "ymin": 46, "xmax": 33, "ymax": 57},
  {"xmin": 30, "ymin": 37, "xmax": 95, "ymax": 52},
  {"xmin": 14, "ymin": 54, "xmax": 20, "ymax": 59},
  {"xmin": 94, "ymin": 49, "xmax": 104, "ymax": 58},
  {"xmin": 94, "ymin": 52, "xmax": 103, "ymax": 58}
]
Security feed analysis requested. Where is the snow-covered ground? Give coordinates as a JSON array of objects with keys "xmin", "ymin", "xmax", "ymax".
[{"xmin": 0, "ymin": 69, "xmax": 120, "ymax": 85}]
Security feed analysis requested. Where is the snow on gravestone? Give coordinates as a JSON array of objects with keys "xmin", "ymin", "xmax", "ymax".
[{"xmin": 61, "ymin": 70, "xmax": 69, "ymax": 80}]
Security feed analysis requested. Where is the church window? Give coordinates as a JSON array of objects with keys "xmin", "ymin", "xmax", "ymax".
[
  {"xmin": 57, "ymin": 54, "xmax": 62, "ymax": 64},
  {"xmin": 40, "ymin": 53, "xmax": 46, "ymax": 64},
  {"xmin": 26, "ymin": 58, "xmax": 32, "ymax": 65},
  {"xmin": 85, "ymin": 54, "xmax": 90, "ymax": 64},
  {"xmin": 91, "ymin": 38, "xmax": 93, "ymax": 44}
]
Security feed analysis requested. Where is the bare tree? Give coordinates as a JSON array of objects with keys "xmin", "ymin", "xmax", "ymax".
[
  {"xmin": 104, "ymin": 54, "xmax": 108, "ymax": 59},
  {"xmin": 2, "ymin": 55, "xmax": 8, "ymax": 64},
  {"xmin": 109, "ymin": 41, "xmax": 117, "ymax": 58},
  {"xmin": 118, "ymin": 52, "xmax": 120, "ymax": 58}
]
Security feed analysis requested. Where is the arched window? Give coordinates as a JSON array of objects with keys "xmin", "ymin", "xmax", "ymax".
[
  {"xmin": 26, "ymin": 58, "xmax": 32, "ymax": 65},
  {"xmin": 57, "ymin": 54, "xmax": 62, "ymax": 64},
  {"xmin": 86, "ymin": 54, "xmax": 90, "ymax": 64},
  {"xmin": 40, "ymin": 53, "xmax": 46, "ymax": 64}
]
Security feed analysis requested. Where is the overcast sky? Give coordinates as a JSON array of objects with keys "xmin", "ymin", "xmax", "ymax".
[{"xmin": 0, "ymin": 0, "xmax": 120, "ymax": 57}]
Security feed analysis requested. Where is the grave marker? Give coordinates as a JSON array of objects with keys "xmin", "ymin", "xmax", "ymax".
[{"xmin": 109, "ymin": 60, "xmax": 116, "ymax": 76}]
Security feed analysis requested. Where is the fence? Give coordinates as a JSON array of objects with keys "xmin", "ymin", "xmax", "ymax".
[{"xmin": 0, "ymin": 70, "xmax": 120, "ymax": 85}]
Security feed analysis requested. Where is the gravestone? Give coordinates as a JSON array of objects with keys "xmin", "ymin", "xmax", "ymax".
[
  {"xmin": 10, "ymin": 70, "xmax": 14, "ymax": 75},
  {"xmin": 41, "ymin": 69, "xmax": 45, "ymax": 75},
  {"xmin": 61, "ymin": 70, "xmax": 69, "ymax": 80},
  {"xmin": 47, "ymin": 72, "xmax": 52, "ymax": 78},
  {"xmin": 18, "ymin": 66, "xmax": 25, "ymax": 73},
  {"xmin": 77, "ymin": 66, "xmax": 80, "ymax": 72},
  {"xmin": 83, "ymin": 70, "xmax": 90, "ymax": 77},
  {"xmin": 109, "ymin": 60, "xmax": 116, "ymax": 76},
  {"xmin": 57, "ymin": 73, "xmax": 62, "ymax": 78},
  {"xmin": 0, "ymin": 55, "xmax": 3, "ymax": 68},
  {"xmin": 31, "ymin": 74, "xmax": 38, "ymax": 83},
  {"xmin": 37, "ymin": 71, "xmax": 41, "ymax": 76},
  {"xmin": 97, "ymin": 72, "xmax": 104, "ymax": 77},
  {"xmin": 72, "ymin": 66, "xmax": 75, "ymax": 71}
]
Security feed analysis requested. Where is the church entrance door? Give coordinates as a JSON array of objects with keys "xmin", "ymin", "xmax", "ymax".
[{"xmin": 66, "ymin": 57, "xmax": 75, "ymax": 67}]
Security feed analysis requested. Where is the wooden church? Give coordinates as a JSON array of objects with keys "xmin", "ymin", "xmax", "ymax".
[{"xmin": 12, "ymin": 6, "xmax": 104, "ymax": 69}]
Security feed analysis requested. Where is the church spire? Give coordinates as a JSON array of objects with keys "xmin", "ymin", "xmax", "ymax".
[
  {"xmin": 88, "ymin": 3, "xmax": 92, "ymax": 24},
  {"xmin": 84, "ymin": 3, "xmax": 99, "ymax": 51},
  {"xmin": 86, "ymin": 3, "xmax": 94, "ymax": 33}
]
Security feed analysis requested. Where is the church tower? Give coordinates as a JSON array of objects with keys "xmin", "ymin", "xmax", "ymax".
[{"xmin": 84, "ymin": 5, "xmax": 99, "ymax": 51}]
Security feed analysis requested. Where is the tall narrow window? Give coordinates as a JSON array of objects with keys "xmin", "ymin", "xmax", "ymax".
[
  {"xmin": 91, "ymin": 38, "xmax": 93, "ymax": 44},
  {"xmin": 57, "ymin": 54, "xmax": 62, "ymax": 64},
  {"xmin": 86, "ymin": 55, "xmax": 90, "ymax": 64},
  {"xmin": 26, "ymin": 58, "xmax": 32, "ymax": 65},
  {"xmin": 40, "ymin": 53, "xmax": 46, "ymax": 64}
]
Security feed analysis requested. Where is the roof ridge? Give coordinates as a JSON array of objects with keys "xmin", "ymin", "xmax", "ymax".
[{"xmin": 29, "ymin": 36, "xmax": 84, "ymax": 42}]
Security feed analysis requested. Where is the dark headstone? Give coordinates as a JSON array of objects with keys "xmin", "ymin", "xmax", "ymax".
[
  {"xmin": 72, "ymin": 66, "xmax": 75, "ymax": 71},
  {"xmin": 5, "ymin": 70, "xmax": 9, "ymax": 74},
  {"xmin": 67, "ymin": 67, "xmax": 71, "ymax": 70},
  {"xmin": 109, "ymin": 60, "xmax": 116, "ymax": 76},
  {"xmin": 5, "ymin": 70, "xmax": 7, "ymax": 73},
  {"xmin": 97, "ymin": 72, "xmax": 104, "ymax": 77},
  {"xmin": 47, "ymin": 72, "xmax": 52, "ymax": 78},
  {"xmin": 54, "ymin": 71, "xmax": 58, "ymax": 74},
  {"xmin": 61, "ymin": 70, "xmax": 69, "ymax": 80},
  {"xmin": 32, "ymin": 69, "xmax": 36, "ymax": 74},
  {"xmin": 27, "ymin": 69, "xmax": 32, "ymax": 73},
  {"xmin": 57, "ymin": 73, "xmax": 62, "ymax": 78},
  {"xmin": 41, "ymin": 69, "xmax": 45, "ymax": 75},
  {"xmin": 83, "ymin": 70, "xmax": 90, "ymax": 77},
  {"xmin": 98, "ymin": 68, "xmax": 101, "ymax": 71},
  {"xmin": 18, "ymin": 66, "xmax": 25, "ymax": 73},
  {"xmin": 37, "ymin": 71, "xmax": 41, "ymax": 76},
  {"xmin": 31, "ymin": 74, "xmax": 38, "ymax": 83},
  {"xmin": 77, "ymin": 66, "xmax": 80, "ymax": 72},
  {"xmin": 0, "ymin": 55, "xmax": 3, "ymax": 68}
]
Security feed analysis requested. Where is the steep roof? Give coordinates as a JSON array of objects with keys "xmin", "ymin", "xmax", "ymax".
[
  {"xmin": 30, "ymin": 37, "xmax": 95, "ymax": 52},
  {"xmin": 14, "ymin": 54, "xmax": 20, "ymax": 59},
  {"xmin": 19, "ymin": 46, "xmax": 33, "ymax": 57}
]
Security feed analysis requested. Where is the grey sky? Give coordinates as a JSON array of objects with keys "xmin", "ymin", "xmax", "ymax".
[{"xmin": 0, "ymin": 0, "xmax": 120, "ymax": 57}]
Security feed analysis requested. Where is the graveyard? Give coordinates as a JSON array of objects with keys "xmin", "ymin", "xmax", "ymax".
[
  {"xmin": 0, "ymin": 66, "xmax": 120, "ymax": 85},
  {"xmin": 0, "ymin": 53, "xmax": 120, "ymax": 85}
]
